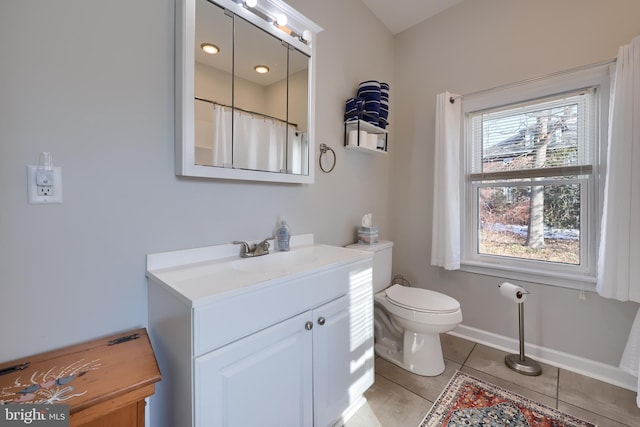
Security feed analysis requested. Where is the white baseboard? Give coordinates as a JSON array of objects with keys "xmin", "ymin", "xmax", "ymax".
[
  {"xmin": 333, "ymin": 395, "xmax": 367, "ymax": 427},
  {"xmin": 449, "ymin": 324, "xmax": 637, "ymax": 392}
]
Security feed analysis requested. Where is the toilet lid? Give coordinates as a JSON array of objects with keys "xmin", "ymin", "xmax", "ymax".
[{"xmin": 385, "ymin": 284, "xmax": 460, "ymax": 313}]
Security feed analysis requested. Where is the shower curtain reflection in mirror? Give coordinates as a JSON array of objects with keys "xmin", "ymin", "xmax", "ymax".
[{"xmin": 194, "ymin": 99, "xmax": 307, "ymax": 174}]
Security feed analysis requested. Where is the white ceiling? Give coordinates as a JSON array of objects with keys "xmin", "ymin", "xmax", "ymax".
[{"xmin": 361, "ymin": 0, "xmax": 464, "ymax": 35}]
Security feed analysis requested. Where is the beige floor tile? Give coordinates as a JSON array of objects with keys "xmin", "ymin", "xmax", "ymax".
[
  {"xmin": 465, "ymin": 344, "xmax": 559, "ymax": 398},
  {"xmin": 558, "ymin": 401, "xmax": 631, "ymax": 427},
  {"xmin": 460, "ymin": 366, "xmax": 557, "ymax": 408},
  {"xmin": 441, "ymin": 333, "xmax": 476, "ymax": 364},
  {"xmin": 344, "ymin": 374, "xmax": 431, "ymax": 427},
  {"xmin": 374, "ymin": 356, "xmax": 461, "ymax": 402},
  {"xmin": 348, "ymin": 341, "xmax": 637, "ymax": 427},
  {"xmin": 342, "ymin": 401, "xmax": 384, "ymax": 427},
  {"xmin": 558, "ymin": 369, "xmax": 640, "ymax": 426}
]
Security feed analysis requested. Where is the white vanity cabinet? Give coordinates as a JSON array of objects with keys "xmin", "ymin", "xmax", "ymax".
[
  {"xmin": 196, "ymin": 295, "xmax": 350, "ymax": 427},
  {"xmin": 195, "ymin": 309, "xmax": 314, "ymax": 426},
  {"xmin": 312, "ymin": 294, "xmax": 361, "ymax": 427},
  {"xmin": 146, "ymin": 237, "xmax": 374, "ymax": 427}
]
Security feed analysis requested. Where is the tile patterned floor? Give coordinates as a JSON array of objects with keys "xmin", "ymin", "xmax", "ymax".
[{"xmin": 345, "ymin": 335, "xmax": 640, "ymax": 427}]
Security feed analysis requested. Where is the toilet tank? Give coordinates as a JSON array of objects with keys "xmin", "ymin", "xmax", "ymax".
[{"xmin": 346, "ymin": 241, "xmax": 393, "ymax": 293}]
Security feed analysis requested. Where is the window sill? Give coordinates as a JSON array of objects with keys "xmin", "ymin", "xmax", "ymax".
[{"xmin": 460, "ymin": 260, "xmax": 596, "ymax": 292}]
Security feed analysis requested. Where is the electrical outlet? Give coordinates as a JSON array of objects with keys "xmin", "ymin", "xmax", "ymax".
[
  {"xmin": 38, "ymin": 185, "xmax": 53, "ymax": 196},
  {"xmin": 36, "ymin": 170, "xmax": 54, "ymax": 196},
  {"xmin": 27, "ymin": 166, "xmax": 63, "ymax": 204}
]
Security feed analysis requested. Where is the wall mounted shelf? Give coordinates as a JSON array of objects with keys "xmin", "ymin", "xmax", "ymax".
[
  {"xmin": 345, "ymin": 145, "xmax": 387, "ymax": 154},
  {"xmin": 344, "ymin": 119, "xmax": 388, "ymax": 153}
]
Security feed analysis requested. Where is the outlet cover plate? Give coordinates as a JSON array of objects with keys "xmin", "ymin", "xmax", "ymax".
[{"xmin": 27, "ymin": 165, "xmax": 63, "ymax": 204}]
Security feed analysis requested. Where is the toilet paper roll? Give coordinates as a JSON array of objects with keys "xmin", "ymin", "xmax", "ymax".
[
  {"xmin": 366, "ymin": 133, "xmax": 378, "ymax": 149},
  {"xmin": 499, "ymin": 282, "xmax": 528, "ymax": 303},
  {"xmin": 348, "ymin": 130, "xmax": 368, "ymax": 147},
  {"xmin": 348, "ymin": 130, "xmax": 358, "ymax": 146}
]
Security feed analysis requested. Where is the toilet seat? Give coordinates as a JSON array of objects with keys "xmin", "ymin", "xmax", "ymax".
[{"xmin": 385, "ymin": 284, "xmax": 460, "ymax": 314}]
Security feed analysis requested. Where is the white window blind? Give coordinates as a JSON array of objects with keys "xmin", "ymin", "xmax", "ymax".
[{"xmin": 468, "ymin": 89, "xmax": 595, "ymax": 182}]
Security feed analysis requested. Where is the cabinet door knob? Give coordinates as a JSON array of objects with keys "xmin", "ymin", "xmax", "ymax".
[
  {"xmin": 305, "ymin": 321, "xmax": 313, "ymax": 330},
  {"xmin": 317, "ymin": 317, "xmax": 326, "ymax": 326}
]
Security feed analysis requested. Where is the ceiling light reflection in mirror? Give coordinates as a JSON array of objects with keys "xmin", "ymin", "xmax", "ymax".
[{"xmin": 201, "ymin": 43, "xmax": 220, "ymax": 54}]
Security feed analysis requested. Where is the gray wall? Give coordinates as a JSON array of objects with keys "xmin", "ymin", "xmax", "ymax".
[
  {"xmin": 0, "ymin": 0, "xmax": 394, "ymax": 361},
  {"xmin": 2, "ymin": 0, "xmax": 637, "ymax": 372},
  {"xmin": 391, "ymin": 0, "xmax": 640, "ymax": 365}
]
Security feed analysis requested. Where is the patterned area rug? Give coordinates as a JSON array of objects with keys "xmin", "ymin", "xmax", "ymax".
[{"xmin": 419, "ymin": 371, "xmax": 595, "ymax": 427}]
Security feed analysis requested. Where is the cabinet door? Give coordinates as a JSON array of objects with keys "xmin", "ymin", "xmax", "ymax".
[
  {"xmin": 195, "ymin": 311, "xmax": 313, "ymax": 427},
  {"xmin": 313, "ymin": 294, "xmax": 374, "ymax": 427}
]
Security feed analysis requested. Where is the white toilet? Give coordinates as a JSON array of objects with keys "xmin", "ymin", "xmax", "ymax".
[{"xmin": 348, "ymin": 241, "xmax": 462, "ymax": 376}]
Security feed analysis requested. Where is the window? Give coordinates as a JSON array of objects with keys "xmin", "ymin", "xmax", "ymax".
[{"xmin": 460, "ymin": 66, "xmax": 610, "ymax": 289}]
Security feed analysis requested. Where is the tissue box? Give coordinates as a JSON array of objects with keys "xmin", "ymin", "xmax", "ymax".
[{"xmin": 358, "ymin": 226, "xmax": 379, "ymax": 244}]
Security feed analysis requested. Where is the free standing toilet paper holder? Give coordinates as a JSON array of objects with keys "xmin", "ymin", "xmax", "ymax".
[{"xmin": 498, "ymin": 283, "xmax": 543, "ymax": 376}]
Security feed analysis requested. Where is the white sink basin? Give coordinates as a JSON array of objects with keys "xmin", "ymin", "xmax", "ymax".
[
  {"xmin": 230, "ymin": 249, "xmax": 319, "ymax": 274},
  {"xmin": 146, "ymin": 236, "xmax": 374, "ymax": 305}
]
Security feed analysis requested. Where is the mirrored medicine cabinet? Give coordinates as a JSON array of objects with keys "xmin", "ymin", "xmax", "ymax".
[{"xmin": 175, "ymin": 0, "xmax": 322, "ymax": 183}]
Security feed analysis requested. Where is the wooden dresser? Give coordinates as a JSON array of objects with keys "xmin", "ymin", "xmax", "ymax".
[{"xmin": 0, "ymin": 328, "xmax": 161, "ymax": 426}]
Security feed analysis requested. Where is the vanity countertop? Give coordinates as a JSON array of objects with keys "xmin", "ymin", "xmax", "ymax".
[{"xmin": 146, "ymin": 234, "xmax": 373, "ymax": 307}]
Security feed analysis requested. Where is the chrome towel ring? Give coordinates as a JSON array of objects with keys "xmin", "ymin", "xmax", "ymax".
[{"xmin": 319, "ymin": 143, "xmax": 336, "ymax": 173}]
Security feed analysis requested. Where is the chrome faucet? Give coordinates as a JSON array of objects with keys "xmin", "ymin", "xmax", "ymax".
[
  {"xmin": 233, "ymin": 239, "xmax": 270, "ymax": 258},
  {"xmin": 253, "ymin": 239, "xmax": 270, "ymax": 256},
  {"xmin": 233, "ymin": 241, "xmax": 251, "ymax": 257}
]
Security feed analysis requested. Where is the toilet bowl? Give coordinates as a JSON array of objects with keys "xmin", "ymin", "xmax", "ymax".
[
  {"xmin": 347, "ymin": 241, "xmax": 463, "ymax": 376},
  {"xmin": 374, "ymin": 284, "xmax": 462, "ymax": 376}
]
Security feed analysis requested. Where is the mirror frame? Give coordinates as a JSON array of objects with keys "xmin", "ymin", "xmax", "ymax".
[{"xmin": 176, "ymin": 0, "xmax": 322, "ymax": 183}]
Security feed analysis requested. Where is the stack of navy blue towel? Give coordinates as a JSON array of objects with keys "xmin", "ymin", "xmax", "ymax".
[
  {"xmin": 344, "ymin": 80, "xmax": 390, "ymax": 129},
  {"xmin": 356, "ymin": 80, "xmax": 381, "ymax": 125},
  {"xmin": 379, "ymin": 82, "xmax": 389, "ymax": 129},
  {"xmin": 344, "ymin": 97, "xmax": 365, "ymax": 121}
]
